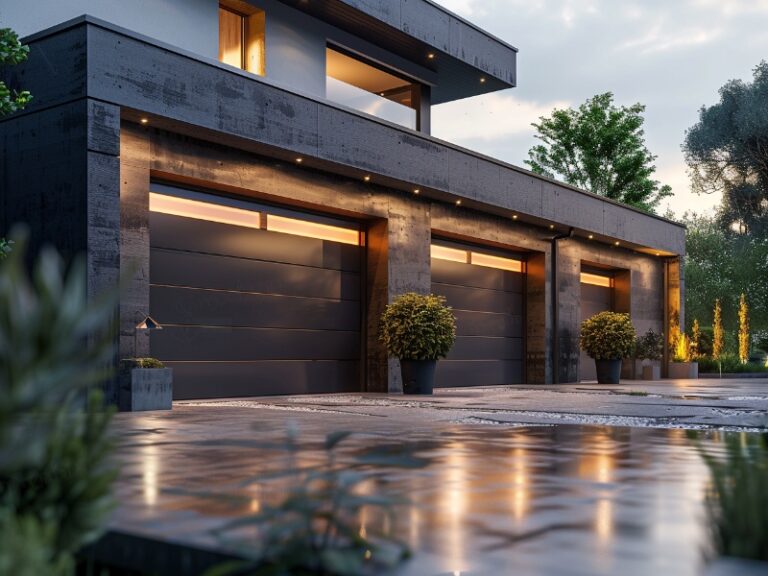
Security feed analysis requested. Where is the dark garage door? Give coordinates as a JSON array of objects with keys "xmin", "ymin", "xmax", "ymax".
[
  {"xmin": 148, "ymin": 187, "xmax": 362, "ymax": 399},
  {"xmin": 431, "ymin": 242, "xmax": 525, "ymax": 387},
  {"xmin": 579, "ymin": 271, "xmax": 614, "ymax": 381}
]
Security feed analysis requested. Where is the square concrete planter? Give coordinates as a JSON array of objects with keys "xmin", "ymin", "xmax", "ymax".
[
  {"xmin": 119, "ymin": 368, "xmax": 173, "ymax": 411},
  {"xmin": 668, "ymin": 362, "xmax": 698, "ymax": 380},
  {"xmin": 641, "ymin": 363, "xmax": 661, "ymax": 380}
]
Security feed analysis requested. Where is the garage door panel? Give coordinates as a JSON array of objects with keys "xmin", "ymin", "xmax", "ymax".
[
  {"xmin": 152, "ymin": 326, "xmax": 359, "ymax": 361},
  {"xmin": 432, "ymin": 283, "xmax": 523, "ymax": 315},
  {"xmin": 151, "ymin": 249, "xmax": 360, "ymax": 301},
  {"xmin": 150, "ymin": 285, "xmax": 360, "ymax": 331},
  {"xmin": 454, "ymin": 310, "xmax": 522, "ymax": 338},
  {"xmin": 432, "ymin": 258, "xmax": 523, "ymax": 292},
  {"xmin": 169, "ymin": 361, "xmax": 360, "ymax": 399},
  {"xmin": 435, "ymin": 360, "xmax": 523, "ymax": 388},
  {"xmin": 447, "ymin": 336, "xmax": 523, "ymax": 360},
  {"xmin": 151, "ymin": 213, "xmax": 360, "ymax": 271}
]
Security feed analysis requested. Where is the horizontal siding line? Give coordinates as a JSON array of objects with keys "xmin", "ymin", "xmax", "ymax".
[
  {"xmin": 431, "ymin": 280, "xmax": 524, "ymax": 296},
  {"xmin": 157, "ymin": 323, "xmax": 360, "ymax": 333},
  {"xmin": 149, "ymin": 283, "xmax": 361, "ymax": 303},
  {"xmin": 150, "ymin": 246, "xmax": 362, "ymax": 273},
  {"xmin": 158, "ymin": 359, "xmax": 361, "ymax": 364}
]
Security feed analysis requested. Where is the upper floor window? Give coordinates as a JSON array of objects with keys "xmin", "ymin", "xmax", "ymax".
[
  {"xmin": 326, "ymin": 47, "xmax": 420, "ymax": 130},
  {"xmin": 218, "ymin": 1, "xmax": 265, "ymax": 76}
]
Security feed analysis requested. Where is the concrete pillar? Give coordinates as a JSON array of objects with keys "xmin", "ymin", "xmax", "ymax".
[
  {"xmin": 555, "ymin": 241, "xmax": 581, "ymax": 383},
  {"xmin": 365, "ymin": 198, "xmax": 431, "ymax": 393},
  {"xmin": 119, "ymin": 122, "xmax": 151, "ymax": 360}
]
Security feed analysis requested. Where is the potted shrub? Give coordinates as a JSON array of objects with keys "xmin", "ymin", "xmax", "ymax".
[
  {"xmin": 119, "ymin": 357, "xmax": 173, "ymax": 411},
  {"xmin": 668, "ymin": 333, "xmax": 699, "ymax": 379},
  {"xmin": 580, "ymin": 311, "xmax": 636, "ymax": 384},
  {"xmin": 635, "ymin": 329, "xmax": 664, "ymax": 380},
  {"xmin": 380, "ymin": 293, "xmax": 456, "ymax": 395}
]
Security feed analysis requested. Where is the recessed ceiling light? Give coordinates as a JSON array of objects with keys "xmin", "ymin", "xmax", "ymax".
[
  {"xmin": 588, "ymin": 234, "xmax": 594, "ymax": 239},
  {"xmin": 413, "ymin": 188, "xmax": 420, "ymax": 194},
  {"xmin": 512, "ymin": 214, "xmax": 518, "ymax": 220},
  {"xmin": 363, "ymin": 175, "xmax": 371, "ymax": 182},
  {"xmin": 655, "ymin": 252, "xmax": 660, "ymax": 256},
  {"xmin": 140, "ymin": 118, "xmax": 149, "ymax": 124},
  {"xmin": 295, "ymin": 157, "xmax": 303, "ymax": 163},
  {"xmin": 480, "ymin": 77, "xmax": 486, "ymax": 83},
  {"xmin": 428, "ymin": 53, "xmax": 435, "ymax": 59},
  {"xmin": 455, "ymin": 200, "xmax": 462, "ymax": 206},
  {"xmin": 549, "ymin": 224, "xmax": 555, "ymax": 229},
  {"xmin": 615, "ymin": 241, "xmax": 620, "ymax": 246}
]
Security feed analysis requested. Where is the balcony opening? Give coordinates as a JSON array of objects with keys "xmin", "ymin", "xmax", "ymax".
[
  {"xmin": 326, "ymin": 46, "xmax": 420, "ymax": 130},
  {"xmin": 219, "ymin": 1, "xmax": 265, "ymax": 76}
]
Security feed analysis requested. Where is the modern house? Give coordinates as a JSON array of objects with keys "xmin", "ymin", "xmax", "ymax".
[{"xmin": 0, "ymin": 0, "xmax": 685, "ymax": 405}]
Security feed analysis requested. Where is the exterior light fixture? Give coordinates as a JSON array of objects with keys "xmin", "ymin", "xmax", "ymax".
[
  {"xmin": 140, "ymin": 118, "xmax": 149, "ymax": 124},
  {"xmin": 455, "ymin": 199, "xmax": 462, "ymax": 206},
  {"xmin": 413, "ymin": 188, "xmax": 420, "ymax": 194},
  {"xmin": 655, "ymin": 252, "xmax": 660, "ymax": 256},
  {"xmin": 588, "ymin": 234, "xmax": 594, "ymax": 239},
  {"xmin": 512, "ymin": 214, "xmax": 518, "ymax": 220},
  {"xmin": 364, "ymin": 175, "xmax": 371, "ymax": 182},
  {"xmin": 614, "ymin": 241, "xmax": 620, "ymax": 246},
  {"xmin": 135, "ymin": 315, "xmax": 163, "ymax": 356},
  {"xmin": 427, "ymin": 53, "xmax": 435, "ymax": 59},
  {"xmin": 295, "ymin": 157, "xmax": 303, "ymax": 163},
  {"xmin": 480, "ymin": 77, "xmax": 486, "ymax": 83},
  {"xmin": 549, "ymin": 224, "xmax": 555, "ymax": 230}
]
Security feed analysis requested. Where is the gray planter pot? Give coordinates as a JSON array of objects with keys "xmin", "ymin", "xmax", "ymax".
[
  {"xmin": 668, "ymin": 362, "xmax": 698, "ymax": 380},
  {"xmin": 119, "ymin": 368, "xmax": 173, "ymax": 411},
  {"xmin": 595, "ymin": 358, "xmax": 622, "ymax": 384},
  {"xmin": 400, "ymin": 359, "xmax": 437, "ymax": 395},
  {"xmin": 641, "ymin": 362, "xmax": 661, "ymax": 380}
]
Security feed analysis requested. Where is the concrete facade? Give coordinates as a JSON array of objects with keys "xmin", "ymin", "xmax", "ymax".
[{"xmin": 0, "ymin": 6, "xmax": 685, "ymax": 402}]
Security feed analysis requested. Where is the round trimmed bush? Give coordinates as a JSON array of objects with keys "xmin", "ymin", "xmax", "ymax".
[
  {"xmin": 580, "ymin": 311, "xmax": 636, "ymax": 360},
  {"xmin": 380, "ymin": 293, "xmax": 456, "ymax": 360}
]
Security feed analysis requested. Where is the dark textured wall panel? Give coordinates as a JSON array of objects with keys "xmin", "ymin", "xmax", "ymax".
[
  {"xmin": 168, "ymin": 360, "xmax": 360, "ymax": 399},
  {"xmin": 435, "ymin": 360, "xmax": 523, "ymax": 388}
]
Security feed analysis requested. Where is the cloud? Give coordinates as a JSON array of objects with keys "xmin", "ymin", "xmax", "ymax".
[{"xmin": 432, "ymin": 94, "xmax": 570, "ymax": 143}]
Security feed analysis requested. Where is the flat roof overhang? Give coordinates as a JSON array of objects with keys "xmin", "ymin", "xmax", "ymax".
[
  {"xmin": 276, "ymin": 0, "xmax": 517, "ymax": 104},
  {"xmin": 9, "ymin": 18, "xmax": 685, "ymax": 256}
]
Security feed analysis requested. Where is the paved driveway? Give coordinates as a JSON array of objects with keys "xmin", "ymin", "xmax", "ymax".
[{"xmin": 103, "ymin": 379, "xmax": 768, "ymax": 576}]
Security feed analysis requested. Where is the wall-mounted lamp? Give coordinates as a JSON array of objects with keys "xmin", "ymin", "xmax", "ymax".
[{"xmin": 135, "ymin": 315, "xmax": 163, "ymax": 357}]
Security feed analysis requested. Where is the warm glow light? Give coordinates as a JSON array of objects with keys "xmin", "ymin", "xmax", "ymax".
[
  {"xmin": 581, "ymin": 272, "xmax": 613, "ymax": 287},
  {"xmin": 431, "ymin": 244, "xmax": 468, "ymax": 264},
  {"xmin": 140, "ymin": 118, "xmax": 149, "ymax": 124},
  {"xmin": 267, "ymin": 214, "xmax": 359, "ymax": 245},
  {"xmin": 142, "ymin": 442, "xmax": 159, "ymax": 507},
  {"xmin": 455, "ymin": 199, "xmax": 462, "ymax": 206},
  {"xmin": 549, "ymin": 224, "xmax": 555, "ymax": 229},
  {"xmin": 364, "ymin": 175, "xmax": 371, "ymax": 182},
  {"xmin": 428, "ymin": 53, "xmax": 435, "ymax": 59},
  {"xmin": 150, "ymin": 193, "xmax": 261, "ymax": 229},
  {"xmin": 512, "ymin": 214, "xmax": 518, "ymax": 220},
  {"xmin": 480, "ymin": 77, "xmax": 486, "ymax": 83},
  {"xmin": 471, "ymin": 252, "xmax": 523, "ymax": 273},
  {"xmin": 414, "ymin": 188, "xmax": 420, "ymax": 194},
  {"xmin": 295, "ymin": 157, "xmax": 303, "ymax": 163},
  {"xmin": 588, "ymin": 234, "xmax": 594, "ymax": 239},
  {"xmin": 615, "ymin": 241, "xmax": 620, "ymax": 246}
]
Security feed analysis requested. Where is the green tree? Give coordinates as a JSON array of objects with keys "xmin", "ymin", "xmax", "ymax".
[
  {"xmin": 526, "ymin": 92, "xmax": 672, "ymax": 213},
  {"xmin": 684, "ymin": 61, "xmax": 768, "ymax": 237},
  {"xmin": 738, "ymin": 293, "xmax": 750, "ymax": 363},
  {"xmin": 0, "ymin": 27, "xmax": 32, "ymax": 116}
]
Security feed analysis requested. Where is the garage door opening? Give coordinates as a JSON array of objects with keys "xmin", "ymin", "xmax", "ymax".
[
  {"xmin": 579, "ymin": 268, "xmax": 615, "ymax": 381},
  {"xmin": 430, "ymin": 239, "xmax": 526, "ymax": 387},
  {"xmin": 148, "ymin": 184, "xmax": 363, "ymax": 399}
]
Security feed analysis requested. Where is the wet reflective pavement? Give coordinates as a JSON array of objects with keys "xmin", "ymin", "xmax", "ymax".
[{"xmin": 110, "ymin": 384, "xmax": 768, "ymax": 575}]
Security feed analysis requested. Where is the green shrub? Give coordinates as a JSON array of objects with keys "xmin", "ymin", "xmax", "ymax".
[
  {"xmin": 696, "ymin": 433, "xmax": 768, "ymax": 561},
  {"xmin": 580, "ymin": 312, "xmax": 636, "ymax": 360},
  {"xmin": 635, "ymin": 329, "xmax": 664, "ymax": 361},
  {"xmin": 0, "ymin": 238, "xmax": 12, "ymax": 260},
  {"xmin": 380, "ymin": 293, "xmax": 456, "ymax": 360},
  {"xmin": 120, "ymin": 357, "xmax": 165, "ymax": 369},
  {"xmin": 0, "ymin": 228, "xmax": 117, "ymax": 575},
  {"xmin": 697, "ymin": 353, "xmax": 768, "ymax": 373}
]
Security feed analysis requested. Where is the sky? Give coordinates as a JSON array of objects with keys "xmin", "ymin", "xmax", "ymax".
[{"xmin": 430, "ymin": 0, "xmax": 768, "ymax": 217}]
